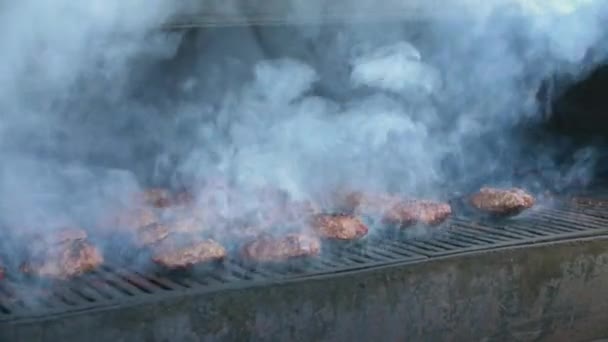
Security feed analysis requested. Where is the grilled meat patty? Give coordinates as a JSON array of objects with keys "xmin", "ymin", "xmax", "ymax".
[
  {"xmin": 383, "ymin": 200, "xmax": 452, "ymax": 227},
  {"xmin": 137, "ymin": 217, "xmax": 205, "ymax": 246},
  {"xmin": 310, "ymin": 214, "xmax": 369, "ymax": 240},
  {"xmin": 21, "ymin": 239, "xmax": 104, "ymax": 279},
  {"xmin": 470, "ymin": 187, "xmax": 535, "ymax": 215},
  {"xmin": 336, "ymin": 192, "xmax": 451, "ymax": 227},
  {"xmin": 151, "ymin": 234, "xmax": 226, "ymax": 269},
  {"xmin": 240, "ymin": 233, "xmax": 321, "ymax": 262}
]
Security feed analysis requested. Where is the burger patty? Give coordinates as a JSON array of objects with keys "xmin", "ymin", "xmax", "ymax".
[
  {"xmin": 335, "ymin": 192, "xmax": 451, "ymax": 227},
  {"xmin": 470, "ymin": 187, "xmax": 535, "ymax": 215},
  {"xmin": 383, "ymin": 200, "xmax": 452, "ymax": 227},
  {"xmin": 151, "ymin": 234, "xmax": 226, "ymax": 269},
  {"xmin": 240, "ymin": 233, "xmax": 321, "ymax": 262},
  {"xmin": 137, "ymin": 217, "xmax": 205, "ymax": 246},
  {"xmin": 21, "ymin": 239, "xmax": 104, "ymax": 279},
  {"xmin": 310, "ymin": 213, "xmax": 369, "ymax": 240}
]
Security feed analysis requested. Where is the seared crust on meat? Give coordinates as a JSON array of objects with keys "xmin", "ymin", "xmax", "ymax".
[
  {"xmin": 310, "ymin": 214, "xmax": 369, "ymax": 240},
  {"xmin": 240, "ymin": 233, "xmax": 321, "ymax": 262},
  {"xmin": 383, "ymin": 200, "xmax": 452, "ymax": 227},
  {"xmin": 470, "ymin": 187, "xmax": 535, "ymax": 215},
  {"xmin": 21, "ymin": 239, "xmax": 104, "ymax": 279},
  {"xmin": 151, "ymin": 235, "xmax": 226, "ymax": 268}
]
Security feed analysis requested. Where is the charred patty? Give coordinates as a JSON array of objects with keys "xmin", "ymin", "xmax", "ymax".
[{"xmin": 470, "ymin": 187, "xmax": 535, "ymax": 215}]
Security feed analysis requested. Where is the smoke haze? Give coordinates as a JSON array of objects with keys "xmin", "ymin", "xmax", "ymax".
[{"xmin": 0, "ymin": 0, "xmax": 606, "ymax": 244}]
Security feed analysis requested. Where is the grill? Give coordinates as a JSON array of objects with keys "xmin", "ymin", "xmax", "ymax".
[{"xmin": 2, "ymin": 194, "xmax": 608, "ymax": 332}]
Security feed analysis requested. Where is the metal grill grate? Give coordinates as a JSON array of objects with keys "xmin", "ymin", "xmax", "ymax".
[{"xmin": 1, "ymin": 198, "xmax": 608, "ymax": 322}]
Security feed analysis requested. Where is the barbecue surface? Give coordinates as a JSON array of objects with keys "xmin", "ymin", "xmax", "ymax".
[{"xmin": 1, "ymin": 194, "xmax": 607, "ymax": 321}]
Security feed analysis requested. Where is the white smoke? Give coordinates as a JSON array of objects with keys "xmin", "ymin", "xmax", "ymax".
[{"xmin": 0, "ymin": 0, "xmax": 606, "ymax": 236}]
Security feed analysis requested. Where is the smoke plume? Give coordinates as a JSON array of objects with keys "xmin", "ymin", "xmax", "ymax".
[{"xmin": 0, "ymin": 0, "xmax": 606, "ymax": 260}]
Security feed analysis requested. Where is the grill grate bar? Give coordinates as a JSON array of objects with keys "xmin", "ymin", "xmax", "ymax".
[
  {"xmin": 497, "ymin": 225, "xmax": 539, "ymax": 238},
  {"xmin": 413, "ymin": 239, "xmax": 456, "ymax": 251},
  {"xmin": 98, "ymin": 268, "xmax": 157, "ymax": 295},
  {"xmin": 68, "ymin": 278, "xmax": 111, "ymax": 301},
  {"xmin": 450, "ymin": 220, "xmax": 523, "ymax": 240},
  {"xmin": 106, "ymin": 267, "xmax": 157, "ymax": 294},
  {"xmin": 521, "ymin": 218, "xmax": 574, "ymax": 234},
  {"xmin": 536, "ymin": 212, "xmax": 605, "ymax": 232},
  {"xmin": 5, "ymin": 198, "xmax": 608, "ymax": 320},
  {"xmin": 448, "ymin": 230, "xmax": 498, "ymax": 244},
  {"xmin": 360, "ymin": 246, "xmax": 401, "ymax": 260},
  {"xmin": 377, "ymin": 239, "xmax": 431, "ymax": 256},
  {"xmin": 541, "ymin": 207, "xmax": 608, "ymax": 226},
  {"xmin": 440, "ymin": 234, "xmax": 479, "ymax": 247}
]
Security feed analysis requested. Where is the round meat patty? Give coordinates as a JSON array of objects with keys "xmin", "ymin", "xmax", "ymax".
[
  {"xmin": 470, "ymin": 187, "xmax": 535, "ymax": 216},
  {"xmin": 151, "ymin": 235, "xmax": 226, "ymax": 269},
  {"xmin": 240, "ymin": 233, "xmax": 322, "ymax": 262},
  {"xmin": 137, "ymin": 217, "xmax": 205, "ymax": 246},
  {"xmin": 310, "ymin": 214, "xmax": 369, "ymax": 240},
  {"xmin": 383, "ymin": 200, "xmax": 452, "ymax": 227},
  {"xmin": 21, "ymin": 239, "xmax": 104, "ymax": 279}
]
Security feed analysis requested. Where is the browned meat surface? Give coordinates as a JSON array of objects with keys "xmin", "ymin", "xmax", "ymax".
[
  {"xmin": 137, "ymin": 217, "xmax": 205, "ymax": 246},
  {"xmin": 310, "ymin": 214, "xmax": 369, "ymax": 240},
  {"xmin": 21, "ymin": 239, "xmax": 104, "ymax": 279},
  {"xmin": 383, "ymin": 200, "xmax": 452, "ymax": 227},
  {"xmin": 470, "ymin": 187, "xmax": 535, "ymax": 215},
  {"xmin": 151, "ymin": 234, "xmax": 226, "ymax": 269},
  {"xmin": 240, "ymin": 233, "xmax": 321, "ymax": 262}
]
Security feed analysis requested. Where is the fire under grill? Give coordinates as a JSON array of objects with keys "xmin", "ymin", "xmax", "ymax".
[{"xmin": 1, "ymin": 194, "xmax": 608, "ymax": 328}]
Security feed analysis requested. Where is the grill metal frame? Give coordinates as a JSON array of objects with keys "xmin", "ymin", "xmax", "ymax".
[{"xmin": 1, "ymin": 198, "xmax": 608, "ymax": 325}]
